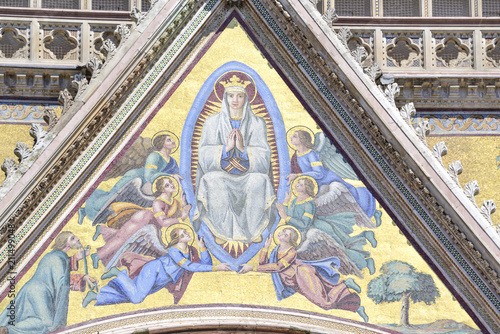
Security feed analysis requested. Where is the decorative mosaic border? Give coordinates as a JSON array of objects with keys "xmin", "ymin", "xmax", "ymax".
[
  {"xmin": 417, "ymin": 113, "xmax": 500, "ymax": 135},
  {"xmin": 0, "ymin": 103, "xmax": 59, "ymax": 124}
]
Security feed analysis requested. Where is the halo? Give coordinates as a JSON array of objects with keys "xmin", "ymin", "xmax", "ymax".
[
  {"xmin": 286, "ymin": 126, "xmax": 315, "ymax": 150},
  {"xmin": 164, "ymin": 223, "xmax": 195, "ymax": 246},
  {"xmin": 273, "ymin": 225, "xmax": 302, "ymax": 246},
  {"xmin": 152, "ymin": 175, "xmax": 180, "ymax": 198},
  {"xmin": 291, "ymin": 175, "xmax": 318, "ymax": 198},
  {"xmin": 214, "ymin": 71, "xmax": 257, "ymax": 103},
  {"xmin": 151, "ymin": 130, "xmax": 179, "ymax": 154}
]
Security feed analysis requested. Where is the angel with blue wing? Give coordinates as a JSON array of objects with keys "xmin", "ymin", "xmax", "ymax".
[
  {"xmin": 286, "ymin": 128, "xmax": 382, "ymax": 228},
  {"xmin": 78, "ymin": 131, "xmax": 182, "ymax": 226},
  {"xmin": 276, "ymin": 176, "xmax": 377, "ymax": 277},
  {"xmin": 82, "ymin": 224, "xmax": 231, "ymax": 307}
]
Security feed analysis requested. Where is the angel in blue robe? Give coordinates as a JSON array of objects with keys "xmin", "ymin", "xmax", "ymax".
[
  {"xmin": 82, "ymin": 225, "xmax": 231, "ymax": 307},
  {"xmin": 78, "ymin": 131, "xmax": 181, "ymax": 225},
  {"xmin": 277, "ymin": 176, "xmax": 377, "ymax": 277},
  {"xmin": 287, "ymin": 130, "xmax": 382, "ymax": 227}
]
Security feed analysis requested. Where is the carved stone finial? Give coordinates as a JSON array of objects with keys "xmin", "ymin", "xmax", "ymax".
[
  {"xmin": 364, "ymin": 63, "xmax": 382, "ymax": 82},
  {"xmin": 322, "ymin": 8, "xmax": 338, "ymax": 28},
  {"xmin": 337, "ymin": 27, "xmax": 352, "ymax": 49},
  {"xmin": 414, "ymin": 118, "xmax": 431, "ymax": 146},
  {"xmin": 115, "ymin": 24, "xmax": 131, "ymax": 42},
  {"xmin": 432, "ymin": 141, "xmax": 448, "ymax": 166},
  {"xmin": 351, "ymin": 46, "xmax": 367, "ymax": 66},
  {"xmin": 14, "ymin": 142, "xmax": 31, "ymax": 163},
  {"xmin": 130, "ymin": 7, "xmax": 145, "ymax": 24},
  {"xmin": 399, "ymin": 102, "xmax": 416, "ymax": 126},
  {"xmin": 86, "ymin": 57, "xmax": 103, "ymax": 79},
  {"xmin": 43, "ymin": 109, "xmax": 59, "ymax": 131},
  {"xmin": 58, "ymin": 89, "xmax": 74, "ymax": 113},
  {"xmin": 481, "ymin": 200, "xmax": 496, "ymax": 225},
  {"xmin": 101, "ymin": 39, "xmax": 117, "ymax": 62},
  {"xmin": 1, "ymin": 159, "xmax": 18, "ymax": 178},
  {"xmin": 380, "ymin": 82, "xmax": 400, "ymax": 108},
  {"xmin": 464, "ymin": 180, "xmax": 480, "ymax": 207},
  {"xmin": 448, "ymin": 161, "xmax": 463, "ymax": 187},
  {"xmin": 72, "ymin": 73, "xmax": 88, "ymax": 100},
  {"xmin": 0, "ymin": 123, "xmax": 55, "ymax": 199}
]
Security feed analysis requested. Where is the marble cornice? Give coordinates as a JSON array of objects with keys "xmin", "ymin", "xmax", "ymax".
[
  {"xmin": 0, "ymin": 7, "xmax": 132, "ymax": 21},
  {"xmin": 336, "ymin": 16, "xmax": 500, "ymax": 28}
]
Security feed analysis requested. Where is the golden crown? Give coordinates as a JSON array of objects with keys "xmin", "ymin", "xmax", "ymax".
[{"xmin": 220, "ymin": 75, "xmax": 251, "ymax": 89}]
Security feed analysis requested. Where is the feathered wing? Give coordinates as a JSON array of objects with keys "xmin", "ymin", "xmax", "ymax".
[
  {"xmin": 315, "ymin": 181, "xmax": 376, "ymax": 228},
  {"xmin": 297, "ymin": 228, "xmax": 363, "ymax": 278},
  {"xmin": 104, "ymin": 136, "xmax": 154, "ymax": 181},
  {"xmin": 105, "ymin": 224, "xmax": 168, "ymax": 271},
  {"xmin": 313, "ymin": 132, "xmax": 358, "ymax": 180},
  {"xmin": 92, "ymin": 178, "xmax": 156, "ymax": 226}
]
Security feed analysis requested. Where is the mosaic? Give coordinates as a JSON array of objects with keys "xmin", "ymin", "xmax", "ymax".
[
  {"xmin": 0, "ymin": 103, "xmax": 60, "ymax": 123},
  {"xmin": 419, "ymin": 113, "xmax": 500, "ymax": 135},
  {"xmin": 0, "ymin": 18, "xmax": 481, "ymax": 334}
]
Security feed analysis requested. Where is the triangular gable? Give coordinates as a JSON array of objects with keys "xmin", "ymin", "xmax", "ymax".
[{"xmin": 0, "ymin": 1, "xmax": 498, "ymax": 333}]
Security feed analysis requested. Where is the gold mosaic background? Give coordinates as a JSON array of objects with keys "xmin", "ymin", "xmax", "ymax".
[{"xmin": 0, "ymin": 20, "xmax": 487, "ymax": 331}]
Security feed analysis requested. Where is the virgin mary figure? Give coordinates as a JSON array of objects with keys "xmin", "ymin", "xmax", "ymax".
[{"xmin": 193, "ymin": 74, "xmax": 276, "ymax": 245}]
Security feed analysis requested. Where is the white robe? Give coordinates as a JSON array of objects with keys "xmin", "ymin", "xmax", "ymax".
[{"xmin": 194, "ymin": 92, "xmax": 276, "ymax": 243}]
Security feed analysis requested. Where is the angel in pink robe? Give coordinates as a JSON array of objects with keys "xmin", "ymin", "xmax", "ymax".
[{"xmin": 90, "ymin": 175, "xmax": 190, "ymax": 270}]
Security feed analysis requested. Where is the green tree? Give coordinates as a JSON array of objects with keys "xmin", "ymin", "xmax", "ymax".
[{"xmin": 367, "ymin": 260, "xmax": 440, "ymax": 327}]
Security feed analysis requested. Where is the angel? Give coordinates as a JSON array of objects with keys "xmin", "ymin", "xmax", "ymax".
[
  {"xmin": 286, "ymin": 128, "xmax": 382, "ymax": 227},
  {"xmin": 82, "ymin": 224, "xmax": 231, "ymax": 307},
  {"xmin": 89, "ymin": 175, "xmax": 191, "ymax": 271},
  {"xmin": 239, "ymin": 226, "xmax": 368, "ymax": 322},
  {"xmin": 78, "ymin": 130, "xmax": 182, "ymax": 226},
  {"xmin": 277, "ymin": 175, "xmax": 377, "ymax": 277}
]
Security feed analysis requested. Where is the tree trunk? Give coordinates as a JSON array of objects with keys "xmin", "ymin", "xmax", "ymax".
[{"xmin": 399, "ymin": 292, "xmax": 411, "ymax": 327}]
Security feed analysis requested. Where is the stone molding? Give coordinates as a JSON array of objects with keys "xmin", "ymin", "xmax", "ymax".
[{"xmin": 52, "ymin": 305, "xmax": 398, "ymax": 334}]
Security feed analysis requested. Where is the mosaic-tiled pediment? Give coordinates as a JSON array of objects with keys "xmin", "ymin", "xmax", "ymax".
[{"xmin": 0, "ymin": 1, "xmax": 498, "ymax": 333}]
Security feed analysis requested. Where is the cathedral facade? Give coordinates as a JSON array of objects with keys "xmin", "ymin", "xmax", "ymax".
[{"xmin": 0, "ymin": 1, "xmax": 499, "ymax": 333}]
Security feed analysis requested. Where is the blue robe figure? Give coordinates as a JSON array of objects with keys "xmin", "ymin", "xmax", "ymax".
[
  {"xmin": 84, "ymin": 244, "xmax": 215, "ymax": 306},
  {"xmin": 292, "ymin": 149, "xmax": 376, "ymax": 218},
  {"xmin": 79, "ymin": 134, "xmax": 180, "ymax": 225},
  {"xmin": 0, "ymin": 250, "xmax": 84, "ymax": 334},
  {"xmin": 289, "ymin": 130, "xmax": 381, "ymax": 227}
]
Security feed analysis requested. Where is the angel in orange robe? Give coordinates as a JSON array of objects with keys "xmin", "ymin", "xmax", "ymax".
[{"xmin": 90, "ymin": 175, "xmax": 190, "ymax": 270}]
